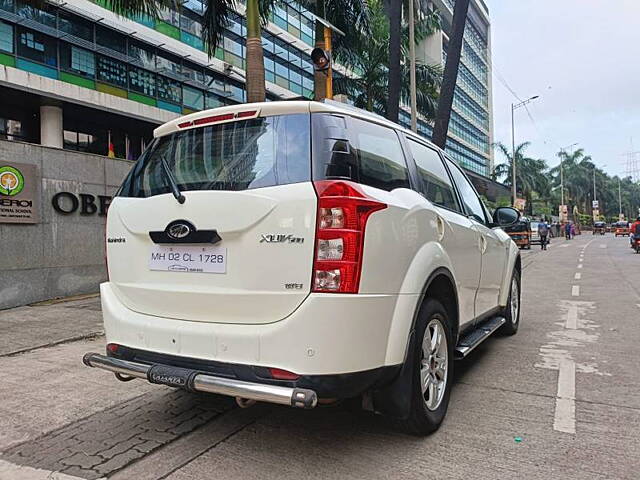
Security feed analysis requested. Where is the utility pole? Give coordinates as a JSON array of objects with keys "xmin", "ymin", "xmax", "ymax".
[
  {"xmin": 408, "ymin": 0, "xmax": 417, "ymax": 132},
  {"xmin": 511, "ymin": 96, "xmax": 539, "ymax": 206},
  {"xmin": 618, "ymin": 177, "xmax": 622, "ymax": 219}
]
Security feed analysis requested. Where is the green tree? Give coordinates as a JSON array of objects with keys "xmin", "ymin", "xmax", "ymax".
[
  {"xmin": 334, "ymin": 0, "xmax": 442, "ymax": 118},
  {"xmin": 493, "ymin": 142, "xmax": 549, "ymax": 215}
]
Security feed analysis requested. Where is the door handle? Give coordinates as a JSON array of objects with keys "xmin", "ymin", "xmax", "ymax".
[
  {"xmin": 436, "ymin": 215, "xmax": 445, "ymax": 241},
  {"xmin": 479, "ymin": 235, "xmax": 487, "ymax": 254}
]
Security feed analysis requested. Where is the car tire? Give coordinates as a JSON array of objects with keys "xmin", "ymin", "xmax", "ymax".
[
  {"xmin": 396, "ymin": 299, "xmax": 453, "ymax": 436},
  {"xmin": 499, "ymin": 269, "xmax": 521, "ymax": 336}
]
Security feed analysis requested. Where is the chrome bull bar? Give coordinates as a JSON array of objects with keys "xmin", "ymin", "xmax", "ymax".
[{"xmin": 83, "ymin": 353, "xmax": 318, "ymax": 409}]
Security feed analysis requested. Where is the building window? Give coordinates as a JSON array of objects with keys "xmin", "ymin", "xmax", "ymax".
[
  {"xmin": 129, "ymin": 41, "xmax": 155, "ymax": 69},
  {"xmin": 0, "ymin": 21, "xmax": 12, "ymax": 53},
  {"xmin": 64, "ymin": 130, "xmax": 95, "ymax": 152},
  {"xmin": 129, "ymin": 66, "xmax": 156, "ymax": 97},
  {"xmin": 183, "ymin": 85, "xmax": 204, "ymax": 110},
  {"xmin": 0, "ymin": 118, "xmax": 23, "ymax": 141},
  {"xmin": 58, "ymin": 11, "xmax": 93, "ymax": 41},
  {"xmin": 96, "ymin": 26, "xmax": 126, "ymax": 54},
  {"xmin": 60, "ymin": 44, "xmax": 95, "ymax": 77},
  {"xmin": 157, "ymin": 75, "xmax": 181, "ymax": 103},
  {"xmin": 158, "ymin": 7, "xmax": 180, "ymax": 27},
  {"xmin": 16, "ymin": 3, "xmax": 56, "ymax": 29},
  {"xmin": 97, "ymin": 55, "xmax": 128, "ymax": 88},
  {"xmin": 180, "ymin": 10, "xmax": 202, "ymax": 37},
  {"xmin": 156, "ymin": 52, "xmax": 181, "ymax": 76},
  {"xmin": 17, "ymin": 28, "xmax": 56, "ymax": 66}
]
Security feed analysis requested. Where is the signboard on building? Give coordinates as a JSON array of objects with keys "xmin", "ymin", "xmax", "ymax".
[
  {"xmin": 514, "ymin": 198, "xmax": 526, "ymax": 212},
  {"xmin": 0, "ymin": 162, "xmax": 39, "ymax": 224}
]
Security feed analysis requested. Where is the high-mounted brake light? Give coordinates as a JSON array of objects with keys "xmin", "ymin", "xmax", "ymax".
[
  {"xmin": 177, "ymin": 110, "xmax": 259, "ymax": 129},
  {"xmin": 312, "ymin": 180, "xmax": 387, "ymax": 294}
]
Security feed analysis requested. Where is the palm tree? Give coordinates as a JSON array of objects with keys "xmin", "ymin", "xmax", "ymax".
[
  {"xmin": 431, "ymin": 0, "xmax": 470, "ymax": 149},
  {"xmin": 494, "ymin": 141, "xmax": 549, "ymax": 215},
  {"xmin": 334, "ymin": 0, "xmax": 441, "ymax": 118},
  {"xmin": 385, "ymin": 0, "xmax": 402, "ymax": 122}
]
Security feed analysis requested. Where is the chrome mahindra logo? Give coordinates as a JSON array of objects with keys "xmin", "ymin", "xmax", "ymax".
[{"xmin": 167, "ymin": 223, "xmax": 191, "ymax": 239}]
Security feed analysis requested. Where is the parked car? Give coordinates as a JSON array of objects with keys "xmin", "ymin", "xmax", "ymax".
[{"xmin": 83, "ymin": 100, "xmax": 522, "ymax": 435}]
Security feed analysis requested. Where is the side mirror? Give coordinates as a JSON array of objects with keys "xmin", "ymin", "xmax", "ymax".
[{"xmin": 493, "ymin": 207, "xmax": 520, "ymax": 227}]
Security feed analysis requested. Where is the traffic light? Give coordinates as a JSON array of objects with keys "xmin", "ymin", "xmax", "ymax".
[{"xmin": 311, "ymin": 48, "xmax": 331, "ymax": 71}]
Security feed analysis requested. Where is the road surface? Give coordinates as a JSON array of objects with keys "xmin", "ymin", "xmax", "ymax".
[{"xmin": 0, "ymin": 233, "xmax": 638, "ymax": 479}]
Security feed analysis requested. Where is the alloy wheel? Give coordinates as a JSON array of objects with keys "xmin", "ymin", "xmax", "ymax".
[
  {"xmin": 510, "ymin": 276, "xmax": 520, "ymax": 324},
  {"xmin": 420, "ymin": 318, "xmax": 448, "ymax": 411}
]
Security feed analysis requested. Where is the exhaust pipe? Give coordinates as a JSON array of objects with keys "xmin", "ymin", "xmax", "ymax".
[{"xmin": 83, "ymin": 352, "xmax": 317, "ymax": 409}]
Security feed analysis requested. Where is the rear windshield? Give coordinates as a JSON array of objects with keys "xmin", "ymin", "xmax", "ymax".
[{"xmin": 118, "ymin": 113, "xmax": 310, "ymax": 197}]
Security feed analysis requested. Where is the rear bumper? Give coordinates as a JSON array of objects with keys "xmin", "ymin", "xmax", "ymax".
[
  {"xmin": 83, "ymin": 352, "xmax": 318, "ymax": 408},
  {"xmin": 100, "ymin": 282, "xmax": 415, "ymax": 376},
  {"xmin": 86, "ymin": 346, "xmax": 399, "ymax": 399}
]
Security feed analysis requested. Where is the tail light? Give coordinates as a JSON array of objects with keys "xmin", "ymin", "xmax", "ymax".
[{"xmin": 312, "ymin": 180, "xmax": 386, "ymax": 293}]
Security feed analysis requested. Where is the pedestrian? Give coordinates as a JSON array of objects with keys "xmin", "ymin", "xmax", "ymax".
[
  {"xmin": 539, "ymin": 221, "xmax": 549, "ymax": 250},
  {"xmin": 570, "ymin": 223, "xmax": 576, "ymax": 239},
  {"xmin": 630, "ymin": 216, "xmax": 640, "ymax": 247},
  {"xmin": 565, "ymin": 222, "xmax": 571, "ymax": 240}
]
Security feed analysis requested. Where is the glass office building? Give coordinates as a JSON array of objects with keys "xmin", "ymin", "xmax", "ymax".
[{"xmin": 0, "ymin": 0, "xmax": 492, "ymax": 177}]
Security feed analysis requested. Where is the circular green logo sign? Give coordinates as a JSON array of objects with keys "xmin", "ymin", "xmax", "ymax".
[{"xmin": 0, "ymin": 165, "xmax": 25, "ymax": 196}]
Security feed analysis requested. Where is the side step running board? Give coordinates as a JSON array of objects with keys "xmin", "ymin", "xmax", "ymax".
[{"xmin": 455, "ymin": 316, "xmax": 506, "ymax": 359}]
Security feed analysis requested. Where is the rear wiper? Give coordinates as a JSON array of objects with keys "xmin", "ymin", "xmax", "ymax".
[{"xmin": 159, "ymin": 155, "xmax": 185, "ymax": 204}]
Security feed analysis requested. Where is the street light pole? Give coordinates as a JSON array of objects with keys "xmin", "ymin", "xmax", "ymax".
[
  {"xmin": 559, "ymin": 142, "xmax": 578, "ymax": 215},
  {"xmin": 511, "ymin": 95, "xmax": 539, "ymax": 207}
]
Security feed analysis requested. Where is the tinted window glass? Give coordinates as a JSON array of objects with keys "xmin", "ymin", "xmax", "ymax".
[
  {"xmin": 350, "ymin": 117, "xmax": 410, "ymax": 191},
  {"xmin": 446, "ymin": 159, "xmax": 487, "ymax": 224},
  {"xmin": 407, "ymin": 138, "xmax": 459, "ymax": 211},
  {"xmin": 17, "ymin": 28, "xmax": 56, "ymax": 65},
  {"xmin": 97, "ymin": 55, "xmax": 127, "ymax": 88},
  {"xmin": 119, "ymin": 114, "xmax": 310, "ymax": 198}
]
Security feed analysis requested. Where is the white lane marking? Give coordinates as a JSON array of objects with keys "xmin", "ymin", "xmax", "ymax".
[
  {"xmin": 554, "ymin": 359, "xmax": 576, "ymax": 434},
  {"xmin": 559, "ymin": 244, "xmax": 570, "ymax": 248},
  {"xmin": 0, "ymin": 460, "xmax": 88, "ymax": 480},
  {"xmin": 574, "ymin": 273, "xmax": 581, "ymax": 280},
  {"xmin": 566, "ymin": 303, "xmax": 578, "ymax": 329},
  {"xmin": 577, "ymin": 264, "xmax": 583, "ymax": 269},
  {"xmin": 600, "ymin": 244, "xmax": 607, "ymax": 249},
  {"xmin": 572, "ymin": 285, "xmax": 580, "ymax": 296}
]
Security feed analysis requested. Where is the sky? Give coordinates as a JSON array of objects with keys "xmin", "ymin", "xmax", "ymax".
[{"xmin": 489, "ymin": 0, "xmax": 640, "ymax": 178}]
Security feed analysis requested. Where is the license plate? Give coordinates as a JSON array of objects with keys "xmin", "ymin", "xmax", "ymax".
[{"xmin": 149, "ymin": 245, "xmax": 227, "ymax": 274}]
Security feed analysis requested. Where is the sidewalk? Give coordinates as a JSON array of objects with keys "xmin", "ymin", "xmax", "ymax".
[{"xmin": 0, "ymin": 295, "xmax": 103, "ymax": 356}]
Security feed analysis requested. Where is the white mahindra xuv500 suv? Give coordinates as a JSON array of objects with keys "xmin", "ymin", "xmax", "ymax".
[{"xmin": 84, "ymin": 100, "xmax": 522, "ymax": 435}]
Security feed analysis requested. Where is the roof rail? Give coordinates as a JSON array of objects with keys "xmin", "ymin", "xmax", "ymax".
[{"xmin": 321, "ymin": 99, "xmax": 389, "ymax": 123}]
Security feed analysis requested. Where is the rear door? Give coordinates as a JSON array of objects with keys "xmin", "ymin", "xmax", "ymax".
[
  {"xmin": 404, "ymin": 137, "xmax": 481, "ymax": 329},
  {"xmin": 107, "ymin": 112, "xmax": 316, "ymax": 325}
]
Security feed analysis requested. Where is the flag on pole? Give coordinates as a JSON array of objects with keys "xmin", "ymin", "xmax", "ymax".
[
  {"xmin": 107, "ymin": 130, "xmax": 115, "ymax": 158},
  {"xmin": 126, "ymin": 134, "xmax": 133, "ymax": 160}
]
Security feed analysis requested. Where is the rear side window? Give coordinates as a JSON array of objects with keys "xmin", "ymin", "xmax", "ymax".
[
  {"xmin": 118, "ymin": 114, "xmax": 310, "ymax": 197},
  {"xmin": 446, "ymin": 159, "xmax": 488, "ymax": 224},
  {"xmin": 311, "ymin": 113, "xmax": 410, "ymax": 192},
  {"xmin": 406, "ymin": 138, "xmax": 459, "ymax": 211}
]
